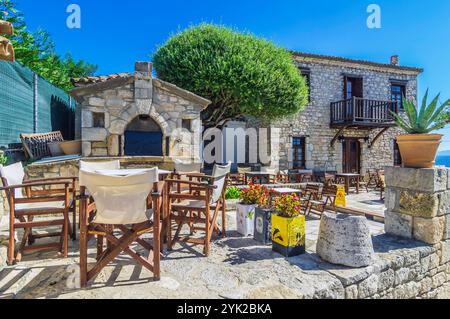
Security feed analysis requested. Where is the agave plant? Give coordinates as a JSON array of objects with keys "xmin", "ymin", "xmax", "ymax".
[{"xmin": 392, "ymin": 90, "xmax": 450, "ymax": 134}]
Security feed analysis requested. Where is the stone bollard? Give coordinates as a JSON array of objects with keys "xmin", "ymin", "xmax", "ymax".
[
  {"xmin": 384, "ymin": 167, "xmax": 450, "ymax": 246},
  {"xmin": 316, "ymin": 212, "xmax": 376, "ymax": 267}
]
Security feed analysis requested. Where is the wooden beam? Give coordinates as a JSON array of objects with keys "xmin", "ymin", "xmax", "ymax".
[
  {"xmin": 369, "ymin": 127, "xmax": 389, "ymax": 148},
  {"xmin": 330, "ymin": 126, "xmax": 347, "ymax": 147}
]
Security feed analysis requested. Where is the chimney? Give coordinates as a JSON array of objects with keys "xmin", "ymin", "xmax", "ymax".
[
  {"xmin": 135, "ymin": 61, "xmax": 153, "ymax": 78},
  {"xmin": 390, "ymin": 55, "xmax": 399, "ymax": 66}
]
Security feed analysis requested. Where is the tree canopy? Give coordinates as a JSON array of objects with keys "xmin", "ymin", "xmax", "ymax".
[
  {"xmin": 153, "ymin": 24, "xmax": 308, "ymax": 128},
  {"xmin": 0, "ymin": 0, "xmax": 97, "ymax": 91}
]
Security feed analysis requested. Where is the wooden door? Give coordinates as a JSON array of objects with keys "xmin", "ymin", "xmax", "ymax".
[{"xmin": 342, "ymin": 138, "xmax": 361, "ymax": 173}]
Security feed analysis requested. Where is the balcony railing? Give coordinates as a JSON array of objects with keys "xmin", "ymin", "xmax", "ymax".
[{"xmin": 330, "ymin": 97, "xmax": 398, "ymax": 128}]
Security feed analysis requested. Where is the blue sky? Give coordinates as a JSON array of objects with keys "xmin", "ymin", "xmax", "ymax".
[{"xmin": 15, "ymin": 0, "xmax": 450, "ymax": 150}]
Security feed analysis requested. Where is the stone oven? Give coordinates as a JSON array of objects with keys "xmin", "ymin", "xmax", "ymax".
[{"xmin": 71, "ymin": 62, "xmax": 210, "ymax": 161}]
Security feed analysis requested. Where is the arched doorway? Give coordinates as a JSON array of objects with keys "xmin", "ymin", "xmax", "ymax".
[{"xmin": 124, "ymin": 115, "xmax": 163, "ymax": 156}]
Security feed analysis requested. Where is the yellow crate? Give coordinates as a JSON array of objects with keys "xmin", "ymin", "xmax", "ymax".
[{"xmin": 271, "ymin": 214, "xmax": 305, "ymax": 257}]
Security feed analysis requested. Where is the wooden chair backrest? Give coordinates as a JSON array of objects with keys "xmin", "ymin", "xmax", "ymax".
[
  {"xmin": 211, "ymin": 162, "xmax": 231, "ymax": 203},
  {"xmin": 79, "ymin": 169, "xmax": 158, "ymax": 225},
  {"xmin": 20, "ymin": 131, "xmax": 64, "ymax": 160},
  {"xmin": 0, "ymin": 162, "xmax": 25, "ymax": 199},
  {"xmin": 237, "ymin": 166, "xmax": 252, "ymax": 174},
  {"xmin": 174, "ymin": 159, "xmax": 202, "ymax": 174}
]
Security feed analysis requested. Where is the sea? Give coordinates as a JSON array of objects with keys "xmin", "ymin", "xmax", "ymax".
[{"xmin": 436, "ymin": 156, "xmax": 450, "ymax": 168}]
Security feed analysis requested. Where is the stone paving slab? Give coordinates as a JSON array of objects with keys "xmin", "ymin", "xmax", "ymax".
[{"xmin": 0, "ymin": 211, "xmax": 448, "ymax": 299}]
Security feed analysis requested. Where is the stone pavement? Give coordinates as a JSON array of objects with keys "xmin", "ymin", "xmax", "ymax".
[
  {"xmin": 345, "ymin": 190, "xmax": 386, "ymax": 217},
  {"xmin": 0, "ymin": 211, "xmax": 449, "ymax": 299}
]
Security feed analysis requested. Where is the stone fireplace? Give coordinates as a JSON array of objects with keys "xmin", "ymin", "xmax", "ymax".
[{"xmin": 71, "ymin": 61, "xmax": 210, "ymax": 161}]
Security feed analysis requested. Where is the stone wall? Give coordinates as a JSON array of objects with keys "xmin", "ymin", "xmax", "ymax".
[
  {"xmin": 25, "ymin": 157, "xmax": 175, "ymax": 181},
  {"xmin": 72, "ymin": 62, "xmax": 209, "ymax": 161},
  {"xmin": 274, "ymin": 59, "xmax": 419, "ymax": 172},
  {"xmin": 377, "ymin": 166, "xmax": 450, "ymax": 298}
]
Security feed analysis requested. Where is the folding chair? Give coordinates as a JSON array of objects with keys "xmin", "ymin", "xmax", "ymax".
[
  {"xmin": 305, "ymin": 185, "xmax": 338, "ymax": 217},
  {"xmin": 166, "ymin": 162, "xmax": 231, "ymax": 256},
  {"xmin": 261, "ymin": 167, "xmax": 278, "ymax": 184},
  {"xmin": 0, "ymin": 162, "xmax": 73, "ymax": 265},
  {"xmin": 78, "ymin": 168, "xmax": 162, "ymax": 288}
]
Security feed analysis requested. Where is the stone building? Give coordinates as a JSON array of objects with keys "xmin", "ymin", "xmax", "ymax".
[
  {"xmin": 71, "ymin": 61, "xmax": 210, "ymax": 161},
  {"xmin": 272, "ymin": 52, "xmax": 423, "ymax": 173}
]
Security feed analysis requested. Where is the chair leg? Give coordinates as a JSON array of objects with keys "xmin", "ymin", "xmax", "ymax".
[
  {"xmin": 221, "ymin": 203, "xmax": 226, "ymax": 238},
  {"xmin": 7, "ymin": 209, "xmax": 15, "ymax": 266},
  {"xmin": 79, "ymin": 220, "xmax": 88, "ymax": 287},
  {"xmin": 97, "ymin": 235, "xmax": 104, "ymax": 260},
  {"xmin": 62, "ymin": 209, "xmax": 69, "ymax": 258},
  {"xmin": 72, "ymin": 205, "xmax": 77, "ymax": 241}
]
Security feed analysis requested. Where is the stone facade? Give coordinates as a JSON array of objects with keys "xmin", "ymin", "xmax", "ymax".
[
  {"xmin": 273, "ymin": 53, "xmax": 422, "ymax": 172},
  {"xmin": 71, "ymin": 62, "xmax": 210, "ymax": 161}
]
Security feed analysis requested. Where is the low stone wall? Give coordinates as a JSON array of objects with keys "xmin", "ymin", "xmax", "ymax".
[
  {"xmin": 0, "ymin": 156, "xmax": 175, "ymax": 218},
  {"xmin": 324, "ymin": 234, "xmax": 450, "ymax": 299}
]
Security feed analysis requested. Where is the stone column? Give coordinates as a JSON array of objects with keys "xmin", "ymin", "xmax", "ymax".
[{"xmin": 384, "ymin": 167, "xmax": 450, "ymax": 245}]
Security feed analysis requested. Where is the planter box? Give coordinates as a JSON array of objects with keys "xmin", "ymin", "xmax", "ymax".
[
  {"xmin": 236, "ymin": 203, "xmax": 257, "ymax": 236},
  {"xmin": 225, "ymin": 199, "xmax": 239, "ymax": 212},
  {"xmin": 272, "ymin": 214, "xmax": 306, "ymax": 257},
  {"xmin": 254, "ymin": 207, "xmax": 273, "ymax": 245}
]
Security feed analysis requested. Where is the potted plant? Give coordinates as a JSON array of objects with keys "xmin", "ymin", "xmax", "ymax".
[
  {"xmin": 254, "ymin": 188, "xmax": 274, "ymax": 245},
  {"xmin": 225, "ymin": 187, "xmax": 241, "ymax": 211},
  {"xmin": 272, "ymin": 193, "xmax": 306, "ymax": 257},
  {"xmin": 392, "ymin": 90, "xmax": 450, "ymax": 168},
  {"xmin": 236, "ymin": 184, "xmax": 267, "ymax": 236}
]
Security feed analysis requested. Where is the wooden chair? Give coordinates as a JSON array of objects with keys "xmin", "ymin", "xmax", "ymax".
[
  {"xmin": 305, "ymin": 185, "xmax": 338, "ymax": 217},
  {"xmin": 367, "ymin": 169, "xmax": 379, "ymax": 188},
  {"xmin": 78, "ymin": 168, "xmax": 162, "ymax": 288},
  {"xmin": 378, "ymin": 173, "xmax": 386, "ymax": 200},
  {"xmin": 300, "ymin": 184, "xmax": 321, "ymax": 211},
  {"xmin": 230, "ymin": 166, "xmax": 251, "ymax": 185},
  {"xmin": 20, "ymin": 131, "xmax": 64, "ymax": 161},
  {"xmin": 174, "ymin": 159, "xmax": 203, "ymax": 174},
  {"xmin": 261, "ymin": 167, "xmax": 278, "ymax": 184},
  {"xmin": 277, "ymin": 170, "xmax": 290, "ymax": 184},
  {"xmin": 358, "ymin": 174, "xmax": 370, "ymax": 193},
  {"xmin": 165, "ymin": 162, "xmax": 231, "ymax": 256},
  {"xmin": 0, "ymin": 162, "xmax": 73, "ymax": 265}
]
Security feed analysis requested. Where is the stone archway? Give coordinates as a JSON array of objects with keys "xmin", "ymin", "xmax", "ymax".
[{"xmin": 123, "ymin": 115, "xmax": 164, "ymax": 156}]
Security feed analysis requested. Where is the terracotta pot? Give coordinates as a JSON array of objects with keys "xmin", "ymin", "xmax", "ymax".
[
  {"xmin": 396, "ymin": 134, "xmax": 443, "ymax": 168},
  {"xmin": 59, "ymin": 140, "xmax": 82, "ymax": 155}
]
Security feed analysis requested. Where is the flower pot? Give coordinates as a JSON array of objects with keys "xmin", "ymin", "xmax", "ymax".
[
  {"xmin": 59, "ymin": 140, "xmax": 82, "ymax": 155},
  {"xmin": 396, "ymin": 134, "xmax": 443, "ymax": 168},
  {"xmin": 254, "ymin": 207, "xmax": 273, "ymax": 245},
  {"xmin": 236, "ymin": 203, "xmax": 257, "ymax": 236},
  {"xmin": 272, "ymin": 214, "xmax": 305, "ymax": 257}
]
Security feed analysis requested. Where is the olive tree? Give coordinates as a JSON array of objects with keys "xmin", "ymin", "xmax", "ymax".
[{"xmin": 153, "ymin": 24, "xmax": 308, "ymax": 129}]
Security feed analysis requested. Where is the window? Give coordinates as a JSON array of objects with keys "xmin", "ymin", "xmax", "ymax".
[
  {"xmin": 344, "ymin": 76, "xmax": 363, "ymax": 99},
  {"xmin": 93, "ymin": 112, "xmax": 105, "ymax": 128},
  {"xmin": 292, "ymin": 137, "xmax": 306, "ymax": 169},
  {"xmin": 391, "ymin": 83, "xmax": 406, "ymax": 110},
  {"xmin": 394, "ymin": 140, "xmax": 402, "ymax": 166},
  {"xmin": 182, "ymin": 119, "xmax": 192, "ymax": 132},
  {"xmin": 300, "ymin": 69, "xmax": 311, "ymax": 102}
]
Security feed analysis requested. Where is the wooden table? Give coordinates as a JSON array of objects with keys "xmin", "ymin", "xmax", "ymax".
[{"xmin": 335, "ymin": 173, "xmax": 360, "ymax": 194}]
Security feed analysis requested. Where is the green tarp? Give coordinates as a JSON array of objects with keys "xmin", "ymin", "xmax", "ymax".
[{"xmin": 0, "ymin": 61, "xmax": 75, "ymax": 148}]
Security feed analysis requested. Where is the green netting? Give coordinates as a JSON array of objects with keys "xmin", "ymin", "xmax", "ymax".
[
  {"xmin": 0, "ymin": 61, "xmax": 75, "ymax": 148},
  {"xmin": 0, "ymin": 61, "xmax": 34, "ymax": 146}
]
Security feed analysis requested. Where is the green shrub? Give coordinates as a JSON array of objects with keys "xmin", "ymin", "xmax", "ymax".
[
  {"xmin": 225, "ymin": 187, "xmax": 241, "ymax": 200},
  {"xmin": 0, "ymin": 150, "xmax": 9, "ymax": 166},
  {"xmin": 392, "ymin": 90, "xmax": 450, "ymax": 134},
  {"xmin": 153, "ymin": 24, "xmax": 309, "ymax": 129}
]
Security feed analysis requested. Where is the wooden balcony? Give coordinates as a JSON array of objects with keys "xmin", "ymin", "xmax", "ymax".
[{"xmin": 330, "ymin": 97, "xmax": 398, "ymax": 129}]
